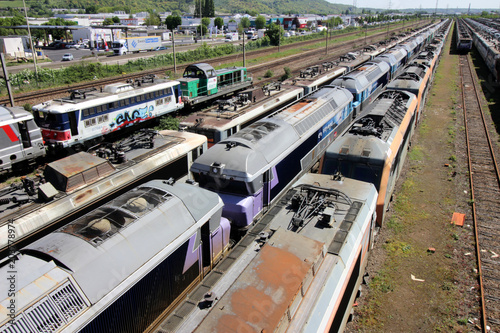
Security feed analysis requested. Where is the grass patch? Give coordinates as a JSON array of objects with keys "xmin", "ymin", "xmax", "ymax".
[
  {"xmin": 419, "ymin": 119, "xmax": 430, "ymax": 135},
  {"xmin": 409, "ymin": 146, "xmax": 424, "ymax": 161},
  {"xmin": 0, "ymin": 0, "xmax": 23, "ymax": 7},
  {"xmin": 370, "ymin": 270, "xmax": 394, "ymax": 293},
  {"xmin": 386, "ymin": 216, "xmax": 405, "ymax": 234},
  {"xmin": 393, "ymin": 192, "xmax": 412, "ymax": 217},
  {"xmin": 448, "ymin": 127, "xmax": 455, "ymax": 139},
  {"xmin": 384, "ymin": 240, "xmax": 414, "ymax": 257}
]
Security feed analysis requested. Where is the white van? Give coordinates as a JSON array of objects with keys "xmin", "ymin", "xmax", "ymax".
[{"xmin": 225, "ymin": 33, "xmax": 238, "ymax": 42}]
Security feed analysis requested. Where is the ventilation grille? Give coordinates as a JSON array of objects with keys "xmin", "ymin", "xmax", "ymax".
[
  {"xmin": 294, "ymin": 101, "xmax": 333, "ymax": 136},
  {"xmin": 49, "ymin": 283, "xmax": 87, "ymax": 321},
  {"xmin": 365, "ymin": 64, "xmax": 383, "ymax": 82},
  {"xmin": 328, "ymin": 201, "xmax": 363, "ymax": 255},
  {"xmin": 0, "ymin": 281, "xmax": 88, "ymax": 333},
  {"xmin": 25, "ymin": 297, "xmax": 65, "ymax": 332}
]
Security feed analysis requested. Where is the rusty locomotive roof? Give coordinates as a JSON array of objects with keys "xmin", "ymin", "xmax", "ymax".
[{"xmin": 44, "ymin": 152, "xmax": 115, "ymax": 192}]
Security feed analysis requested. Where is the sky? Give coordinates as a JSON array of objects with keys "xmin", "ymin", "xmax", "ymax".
[{"xmin": 327, "ymin": 0, "xmax": 499, "ymax": 10}]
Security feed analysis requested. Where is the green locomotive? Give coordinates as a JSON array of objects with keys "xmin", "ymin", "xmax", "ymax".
[{"xmin": 178, "ymin": 63, "xmax": 252, "ymax": 106}]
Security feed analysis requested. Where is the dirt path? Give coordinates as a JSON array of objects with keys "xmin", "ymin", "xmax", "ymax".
[{"xmin": 346, "ymin": 28, "xmax": 482, "ymax": 332}]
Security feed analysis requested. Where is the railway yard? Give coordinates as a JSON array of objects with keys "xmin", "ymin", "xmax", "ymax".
[{"xmin": 1, "ymin": 18, "xmax": 500, "ymax": 333}]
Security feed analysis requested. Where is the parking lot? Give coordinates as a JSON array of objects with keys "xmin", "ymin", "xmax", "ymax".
[{"xmin": 41, "ymin": 47, "xmax": 95, "ymax": 61}]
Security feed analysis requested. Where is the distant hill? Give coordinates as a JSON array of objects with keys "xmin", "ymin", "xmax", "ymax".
[
  {"xmin": 46, "ymin": 0, "xmax": 353, "ymax": 15},
  {"xmin": 214, "ymin": 0, "xmax": 353, "ymax": 15}
]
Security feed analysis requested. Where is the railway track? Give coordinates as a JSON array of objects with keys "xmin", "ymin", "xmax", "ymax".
[
  {"xmin": 0, "ymin": 21, "xmax": 429, "ymax": 106},
  {"xmin": 460, "ymin": 54, "xmax": 500, "ymax": 332}
]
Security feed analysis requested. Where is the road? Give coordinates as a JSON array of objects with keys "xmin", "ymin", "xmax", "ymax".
[{"xmin": 6, "ymin": 37, "xmax": 230, "ymax": 75}]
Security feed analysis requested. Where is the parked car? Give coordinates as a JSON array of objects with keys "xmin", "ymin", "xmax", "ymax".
[
  {"xmin": 284, "ymin": 32, "xmax": 291, "ymax": 38},
  {"xmin": 62, "ymin": 53, "xmax": 74, "ymax": 61},
  {"xmin": 68, "ymin": 43, "xmax": 83, "ymax": 49},
  {"xmin": 48, "ymin": 41, "xmax": 66, "ymax": 49}
]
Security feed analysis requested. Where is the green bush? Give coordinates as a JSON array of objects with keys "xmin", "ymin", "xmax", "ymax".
[
  {"xmin": 264, "ymin": 70, "xmax": 273, "ymax": 78},
  {"xmin": 155, "ymin": 115, "xmax": 179, "ymax": 130},
  {"xmin": 281, "ymin": 67, "xmax": 292, "ymax": 81}
]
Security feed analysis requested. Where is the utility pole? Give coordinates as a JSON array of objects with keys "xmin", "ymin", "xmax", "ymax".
[
  {"xmin": 0, "ymin": 53, "xmax": 15, "ymax": 107},
  {"xmin": 197, "ymin": 0, "xmax": 202, "ymax": 41},
  {"xmin": 278, "ymin": 21, "xmax": 280, "ymax": 53},
  {"xmin": 22, "ymin": 0, "xmax": 37, "ymax": 76},
  {"xmin": 172, "ymin": 30, "xmax": 177, "ymax": 74},
  {"xmin": 242, "ymin": 32, "xmax": 246, "ymax": 67},
  {"xmin": 365, "ymin": 24, "xmax": 368, "ymax": 45},
  {"xmin": 326, "ymin": 21, "xmax": 329, "ymax": 54},
  {"xmin": 387, "ymin": 0, "xmax": 392, "ymax": 39}
]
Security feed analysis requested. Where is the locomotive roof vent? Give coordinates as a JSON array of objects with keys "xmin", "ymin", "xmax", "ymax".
[
  {"xmin": 59, "ymin": 187, "xmax": 171, "ymax": 245},
  {"xmin": 68, "ymin": 87, "xmax": 97, "ymax": 100},
  {"xmin": 104, "ymin": 83, "xmax": 135, "ymax": 94}
]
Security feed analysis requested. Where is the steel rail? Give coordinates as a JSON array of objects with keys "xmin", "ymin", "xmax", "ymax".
[{"xmin": 460, "ymin": 53, "xmax": 500, "ymax": 333}]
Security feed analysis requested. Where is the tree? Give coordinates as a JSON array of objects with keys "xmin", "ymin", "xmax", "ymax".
[
  {"xmin": 203, "ymin": 0, "xmax": 214, "ymax": 17},
  {"xmin": 196, "ymin": 24, "xmax": 208, "ymax": 36},
  {"xmin": 86, "ymin": 5, "xmax": 98, "ymax": 14},
  {"xmin": 255, "ymin": 15, "xmax": 266, "ymax": 29},
  {"xmin": 201, "ymin": 17, "xmax": 211, "ymax": 27},
  {"xmin": 103, "ymin": 18, "xmax": 114, "ymax": 26},
  {"xmin": 10, "ymin": 13, "xmax": 27, "ymax": 26},
  {"xmin": 195, "ymin": 0, "xmax": 205, "ymax": 17},
  {"xmin": 165, "ymin": 15, "xmax": 182, "ymax": 31},
  {"xmin": 240, "ymin": 17, "xmax": 251, "ymax": 29},
  {"xmin": 214, "ymin": 17, "xmax": 224, "ymax": 30},
  {"xmin": 28, "ymin": 2, "xmax": 53, "ymax": 17},
  {"xmin": 145, "ymin": 11, "xmax": 161, "ymax": 26},
  {"xmin": 0, "ymin": 15, "xmax": 27, "ymax": 37},
  {"xmin": 40, "ymin": 18, "xmax": 77, "ymax": 40},
  {"xmin": 328, "ymin": 16, "xmax": 343, "ymax": 28},
  {"xmin": 292, "ymin": 17, "xmax": 300, "ymax": 30},
  {"xmin": 112, "ymin": 16, "xmax": 120, "ymax": 24},
  {"xmin": 266, "ymin": 22, "xmax": 283, "ymax": 46}
]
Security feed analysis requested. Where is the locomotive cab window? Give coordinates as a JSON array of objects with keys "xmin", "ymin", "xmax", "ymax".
[
  {"xmin": 234, "ymin": 70, "xmax": 241, "ymax": 82},
  {"xmin": 194, "ymin": 173, "xmax": 250, "ymax": 195},
  {"xmin": 18, "ymin": 121, "xmax": 32, "ymax": 148}
]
